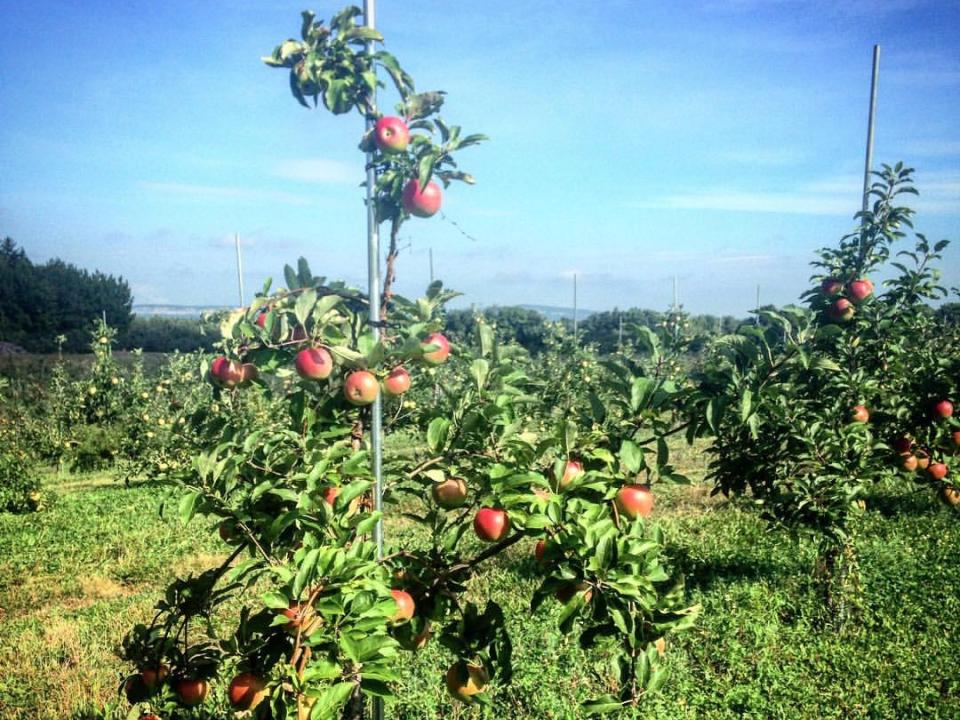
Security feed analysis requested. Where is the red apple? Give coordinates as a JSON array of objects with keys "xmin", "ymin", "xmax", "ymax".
[
  {"xmin": 615, "ymin": 484, "xmax": 654, "ymax": 519},
  {"xmin": 402, "ymin": 179, "xmax": 442, "ymax": 218},
  {"xmin": 445, "ymin": 662, "xmax": 488, "ymax": 703},
  {"xmin": 140, "ymin": 715, "xmax": 161, "ymax": 720},
  {"xmin": 940, "ymin": 485, "xmax": 960, "ymax": 507},
  {"xmin": 174, "ymin": 678, "xmax": 209, "ymax": 706},
  {"xmin": 218, "ymin": 522, "xmax": 239, "ymax": 543},
  {"xmin": 140, "ymin": 664, "xmax": 169, "ymax": 690},
  {"xmin": 558, "ymin": 460, "xmax": 583, "ymax": 489},
  {"xmin": 422, "ymin": 333, "xmax": 451, "ymax": 365},
  {"xmin": 928, "ymin": 463, "xmax": 948, "ymax": 481},
  {"xmin": 282, "ymin": 601, "xmax": 322, "ymax": 635},
  {"xmin": 534, "ymin": 539, "xmax": 547, "ymax": 565},
  {"xmin": 210, "ymin": 356, "xmax": 229, "ymax": 385},
  {"xmin": 295, "ymin": 348, "xmax": 334, "ymax": 381},
  {"xmin": 374, "ymin": 115, "xmax": 410, "ymax": 153},
  {"xmin": 473, "ymin": 507, "xmax": 510, "ymax": 542},
  {"xmin": 321, "ymin": 486, "xmax": 361, "ymax": 514},
  {"xmin": 240, "ymin": 362, "xmax": 259, "ymax": 386},
  {"xmin": 390, "ymin": 589, "xmax": 415, "ymax": 624},
  {"xmin": 847, "ymin": 278, "xmax": 873, "ymax": 304},
  {"xmin": 432, "ymin": 477, "xmax": 468, "ymax": 509},
  {"xmin": 892, "ymin": 436, "xmax": 913, "ymax": 454},
  {"xmin": 826, "ymin": 298, "xmax": 855, "ymax": 322},
  {"xmin": 952, "ymin": 431, "xmax": 960, "ymax": 447},
  {"xmin": 344, "ymin": 370, "xmax": 379, "ymax": 406},
  {"xmin": 901, "ymin": 454, "xmax": 919, "ymax": 472},
  {"xmin": 932, "ymin": 399, "xmax": 954, "ymax": 419},
  {"xmin": 820, "ymin": 277, "xmax": 843, "ymax": 296},
  {"xmin": 383, "ymin": 366, "xmax": 411, "ymax": 396},
  {"xmin": 850, "ymin": 405, "xmax": 870, "ymax": 423},
  {"xmin": 255, "ymin": 311, "xmax": 268, "ymax": 329},
  {"xmin": 917, "ymin": 453, "xmax": 931, "ymax": 470},
  {"xmin": 124, "ymin": 674, "xmax": 151, "ymax": 703},
  {"xmin": 228, "ymin": 672, "xmax": 268, "ymax": 711}
]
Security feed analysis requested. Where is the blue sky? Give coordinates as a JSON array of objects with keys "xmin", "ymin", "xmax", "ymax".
[{"xmin": 1, "ymin": 0, "xmax": 957, "ymax": 317}]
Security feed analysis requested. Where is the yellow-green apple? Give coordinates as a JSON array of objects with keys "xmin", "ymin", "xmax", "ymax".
[
  {"xmin": 557, "ymin": 460, "xmax": 583, "ymax": 489},
  {"xmin": 917, "ymin": 453, "xmax": 931, "ymax": 470},
  {"xmin": 615, "ymin": 484, "xmax": 654, "ymax": 519},
  {"xmin": 422, "ymin": 333, "xmax": 450, "ymax": 364},
  {"xmin": 847, "ymin": 278, "xmax": 873, "ymax": 303},
  {"xmin": 383, "ymin": 366, "xmax": 411, "ymax": 396},
  {"xmin": 228, "ymin": 672, "xmax": 268, "ymax": 711},
  {"xmin": 655, "ymin": 637, "xmax": 667, "ymax": 656},
  {"xmin": 402, "ymin": 179, "xmax": 442, "ymax": 218},
  {"xmin": 940, "ymin": 485, "xmax": 960, "ymax": 507},
  {"xmin": 473, "ymin": 507, "xmax": 509, "ymax": 542},
  {"xmin": 295, "ymin": 348, "xmax": 334, "ymax": 381},
  {"xmin": 343, "ymin": 370, "xmax": 379, "ymax": 405},
  {"xmin": 901, "ymin": 454, "xmax": 919, "ymax": 472},
  {"xmin": 444, "ymin": 661, "xmax": 488, "ymax": 703},
  {"xmin": 431, "ymin": 477, "xmax": 468, "ymax": 509},
  {"xmin": 374, "ymin": 116, "xmax": 410, "ymax": 153},
  {"xmin": 390, "ymin": 589, "xmax": 415, "ymax": 624}
]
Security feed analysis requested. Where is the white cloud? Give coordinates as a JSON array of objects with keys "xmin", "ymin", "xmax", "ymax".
[{"xmin": 272, "ymin": 158, "xmax": 360, "ymax": 184}]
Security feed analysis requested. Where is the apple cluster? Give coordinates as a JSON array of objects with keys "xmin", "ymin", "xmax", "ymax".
[
  {"xmin": 891, "ymin": 398, "xmax": 959, "ymax": 505},
  {"xmin": 820, "ymin": 276, "xmax": 874, "ymax": 323}
]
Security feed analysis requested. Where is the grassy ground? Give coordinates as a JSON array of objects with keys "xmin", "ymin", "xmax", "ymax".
[{"xmin": 1, "ymin": 462, "xmax": 958, "ymax": 720}]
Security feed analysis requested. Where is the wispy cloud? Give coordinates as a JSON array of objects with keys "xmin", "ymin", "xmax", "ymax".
[
  {"xmin": 141, "ymin": 181, "xmax": 313, "ymax": 206},
  {"xmin": 271, "ymin": 158, "xmax": 360, "ymax": 184},
  {"xmin": 629, "ymin": 171, "xmax": 960, "ymax": 216}
]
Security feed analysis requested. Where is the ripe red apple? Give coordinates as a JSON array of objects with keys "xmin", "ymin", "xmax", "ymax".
[
  {"xmin": 558, "ymin": 460, "xmax": 583, "ymax": 489},
  {"xmin": 847, "ymin": 278, "xmax": 873, "ymax": 303},
  {"xmin": 295, "ymin": 348, "xmax": 334, "ymax": 381},
  {"xmin": 820, "ymin": 277, "xmax": 843, "ymax": 296},
  {"xmin": 850, "ymin": 405, "xmax": 870, "ymax": 423},
  {"xmin": 952, "ymin": 431, "xmax": 960, "ymax": 447},
  {"xmin": 402, "ymin": 179, "xmax": 442, "ymax": 218},
  {"xmin": 383, "ymin": 366, "xmax": 411, "ymax": 396},
  {"xmin": 892, "ymin": 436, "xmax": 913, "ymax": 454},
  {"xmin": 140, "ymin": 715, "xmax": 160, "ymax": 720},
  {"xmin": 228, "ymin": 672, "xmax": 268, "ymax": 711},
  {"xmin": 534, "ymin": 539, "xmax": 547, "ymax": 565},
  {"xmin": 289, "ymin": 325, "xmax": 308, "ymax": 344},
  {"xmin": 928, "ymin": 463, "xmax": 948, "ymax": 481},
  {"xmin": 901, "ymin": 454, "xmax": 919, "ymax": 472},
  {"xmin": 343, "ymin": 370, "xmax": 379, "ymax": 406},
  {"xmin": 255, "ymin": 311, "xmax": 268, "ymax": 329},
  {"xmin": 210, "ymin": 356, "xmax": 229, "ymax": 385},
  {"xmin": 422, "ymin": 333, "xmax": 451, "ymax": 365},
  {"xmin": 218, "ymin": 522, "xmax": 240, "ymax": 543},
  {"xmin": 390, "ymin": 589, "xmax": 416, "ymax": 624},
  {"xmin": 615, "ymin": 484, "xmax": 654, "ymax": 519},
  {"xmin": 555, "ymin": 581, "xmax": 593, "ymax": 604},
  {"xmin": 214, "ymin": 358, "xmax": 243, "ymax": 388},
  {"xmin": 916, "ymin": 453, "xmax": 931, "ymax": 470},
  {"xmin": 473, "ymin": 507, "xmax": 510, "ymax": 542},
  {"xmin": 932, "ymin": 399, "xmax": 954, "ymax": 419},
  {"xmin": 445, "ymin": 661, "xmax": 488, "ymax": 703},
  {"xmin": 826, "ymin": 298, "xmax": 855, "ymax": 322},
  {"xmin": 174, "ymin": 678, "xmax": 209, "ymax": 706},
  {"xmin": 124, "ymin": 674, "xmax": 151, "ymax": 703},
  {"xmin": 240, "ymin": 362, "xmax": 259, "ymax": 386},
  {"xmin": 432, "ymin": 477, "xmax": 468, "ymax": 509},
  {"xmin": 321, "ymin": 486, "xmax": 361, "ymax": 514},
  {"xmin": 374, "ymin": 115, "xmax": 410, "ymax": 153}
]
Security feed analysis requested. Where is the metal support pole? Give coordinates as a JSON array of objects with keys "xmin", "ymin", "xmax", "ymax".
[
  {"xmin": 429, "ymin": 247, "xmax": 434, "ymax": 284},
  {"xmin": 755, "ymin": 285, "xmax": 760, "ymax": 325},
  {"xmin": 861, "ymin": 45, "xmax": 880, "ymax": 215},
  {"xmin": 234, "ymin": 233, "xmax": 245, "ymax": 306},
  {"xmin": 618, "ymin": 312, "xmax": 623, "ymax": 352},
  {"xmin": 363, "ymin": 2, "xmax": 384, "ymax": 719},
  {"xmin": 572, "ymin": 273, "xmax": 578, "ymax": 343},
  {"xmin": 672, "ymin": 275, "xmax": 678, "ymax": 311}
]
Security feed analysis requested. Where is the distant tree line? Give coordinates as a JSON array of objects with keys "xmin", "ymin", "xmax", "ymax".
[{"xmin": 0, "ymin": 238, "xmax": 133, "ymax": 352}]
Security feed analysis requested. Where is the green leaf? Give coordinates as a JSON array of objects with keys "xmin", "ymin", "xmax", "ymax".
[
  {"xmin": 310, "ymin": 681, "xmax": 355, "ymax": 719},
  {"xmin": 427, "ymin": 417, "xmax": 451, "ymax": 453},
  {"xmin": 295, "ymin": 289, "xmax": 317, "ymax": 327},
  {"xmin": 178, "ymin": 491, "xmax": 200, "ymax": 525},
  {"xmin": 619, "ymin": 441, "xmax": 643, "ymax": 474},
  {"xmin": 470, "ymin": 359, "xmax": 490, "ymax": 391}
]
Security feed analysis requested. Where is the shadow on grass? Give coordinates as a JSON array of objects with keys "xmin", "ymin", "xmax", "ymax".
[
  {"xmin": 667, "ymin": 545, "xmax": 799, "ymax": 593},
  {"xmin": 862, "ymin": 488, "xmax": 938, "ymax": 518}
]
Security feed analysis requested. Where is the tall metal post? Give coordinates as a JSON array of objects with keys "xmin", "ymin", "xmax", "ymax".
[
  {"xmin": 429, "ymin": 247, "xmax": 434, "ymax": 284},
  {"xmin": 861, "ymin": 45, "xmax": 880, "ymax": 214},
  {"xmin": 618, "ymin": 311, "xmax": 623, "ymax": 352},
  {"xmin": 234, "ymin": 233, "xmax": 245, "ymax": 306},
  {"xmin": 672, "ymin": 275, "xmax": 678, "ymax": 310},
  {"xmin": 755, "ymin": 285, "xmax": 760, "ymax": 325},
  {"xmin": 572, "ymin": 273, "xmax": 578, "ymax": 343},
  {"xmin": 361, "ymin": 6, "xmax": 385, "ymax": 720}
]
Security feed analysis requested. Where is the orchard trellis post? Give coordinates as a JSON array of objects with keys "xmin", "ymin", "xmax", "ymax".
[
  {"xmin": 361, "ymin": 5, "xmax": 387, "ymax": 720},
  {"xmin": 861, "ymin": 45, "xmax": 880, "ymax": 214}
]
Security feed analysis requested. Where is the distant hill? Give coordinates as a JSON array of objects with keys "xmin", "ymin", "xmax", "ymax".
[
  {"xmin": 134, "ymin": 304, "xmax": 227, "ymax": 318},
  {"xmin": 517, "ymin": 304, "xmax": 596, "ymax": 321}
]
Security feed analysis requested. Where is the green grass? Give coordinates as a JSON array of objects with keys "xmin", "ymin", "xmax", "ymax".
[{"xmin": 1, "ymin": 467, "xmax": 958, "ymax": 719}]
